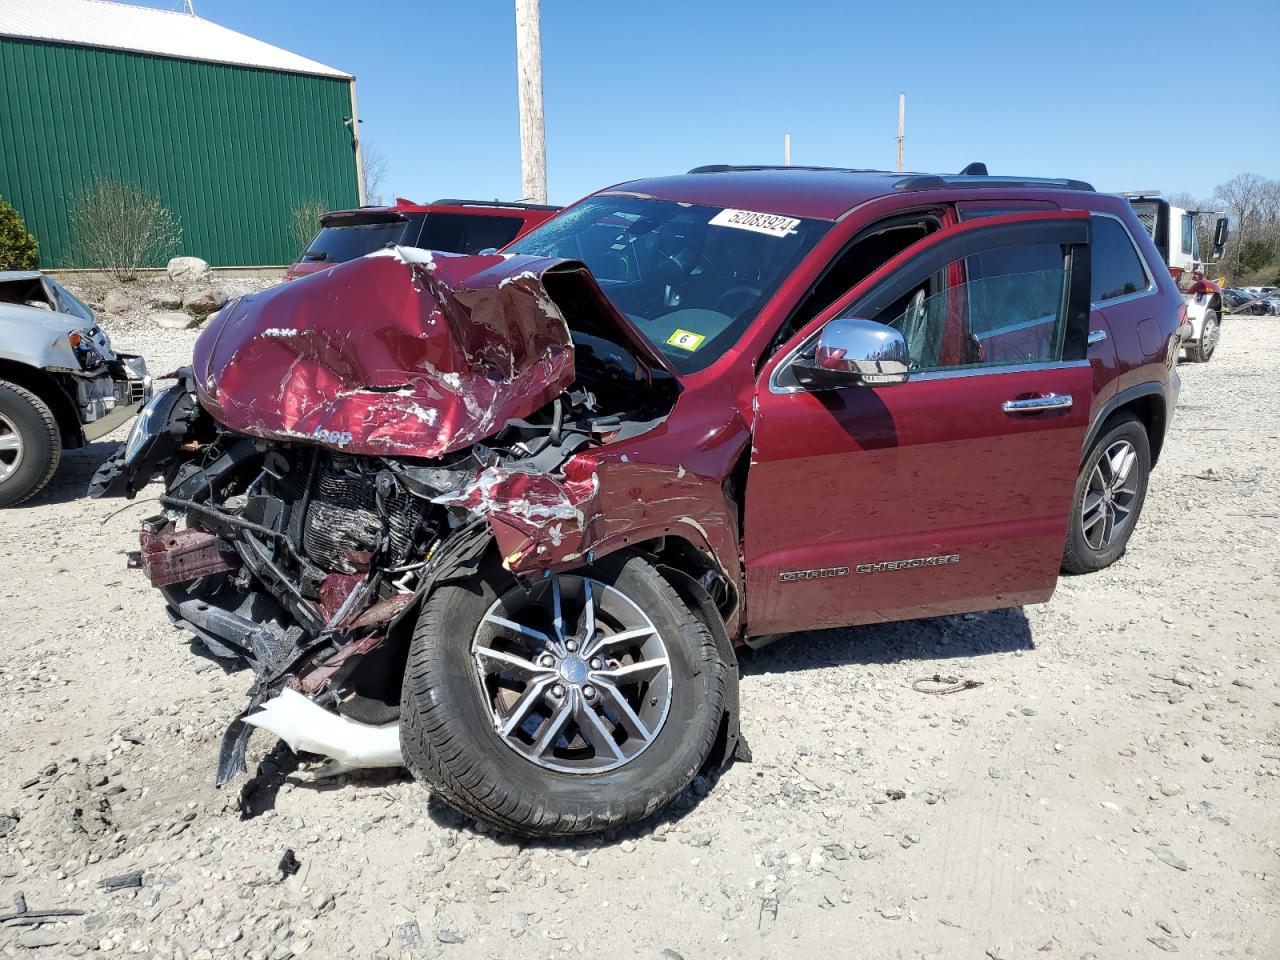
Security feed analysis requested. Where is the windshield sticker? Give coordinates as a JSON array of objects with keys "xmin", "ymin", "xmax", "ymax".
[
  {"xmin": 666, "ymin": 329, "xmax": 706, "ymax": 352},
  {"xmin": 708, "ymin": 208, "xmax": 801, "ymax": 238}
]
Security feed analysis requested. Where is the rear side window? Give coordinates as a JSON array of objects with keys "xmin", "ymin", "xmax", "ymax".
[
  {"xmin": 1091, "ymin": 217, "xmax": 1150, "ymax": 302},
  {"xmin": 417, "ymin": 214, "xmax": 524, "ymax": 254},
  {"xmin": 302, "ymin": 220, "xmax": 412, "ymax": 263}
]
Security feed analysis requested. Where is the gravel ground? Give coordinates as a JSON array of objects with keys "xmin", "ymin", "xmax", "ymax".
[{"xmin": 1, "ymin": 314, "xmax": 1276, "ymax": 959}]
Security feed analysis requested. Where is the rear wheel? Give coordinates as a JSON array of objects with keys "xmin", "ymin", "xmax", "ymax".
[
  {"xmin": 1188, "ymin": 309, "xmax": 1219, "ymax": 362},
  {"xmin": 400, "ymin": 551, "xmax": 727, "ymax": 836},
  {"xmin": 1062, "ymin": 415, "xmax": 1151, "ymax": 574},
  {"xmin": 0, "ymin": 381, "xmax": 61, "ymax": 508}
]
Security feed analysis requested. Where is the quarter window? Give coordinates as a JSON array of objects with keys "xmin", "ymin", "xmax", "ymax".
[{"xmin": 1091, "ymin": 217, "xmax": 1150, "ymax": 302}]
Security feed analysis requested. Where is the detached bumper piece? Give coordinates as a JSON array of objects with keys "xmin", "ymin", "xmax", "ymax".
[{"xmin": 82, "ymin": 354, "xmax": 151, "ymax": 442}]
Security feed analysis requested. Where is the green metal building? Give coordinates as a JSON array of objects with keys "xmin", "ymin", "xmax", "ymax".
[{"xmin": 0, "ymin": 0, "xmax": 362, "ymax": 268}]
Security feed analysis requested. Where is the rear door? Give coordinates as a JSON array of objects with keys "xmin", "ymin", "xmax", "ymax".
[{"xmin": 744, "ymin": 212, "xmax": 1094, "ymax": 636}]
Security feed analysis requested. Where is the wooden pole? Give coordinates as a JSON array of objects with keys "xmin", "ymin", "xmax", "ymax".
[
  {"xmin": 896, "ymin": 92, "xmax": 905, "ymax": 172},
  {"xmin": 515, "ymin": 0, "xmax": 547, "ymax": 203},
  {"xmin": 784, "ymin": 133, "xmax": 791, "ymax": 166}
]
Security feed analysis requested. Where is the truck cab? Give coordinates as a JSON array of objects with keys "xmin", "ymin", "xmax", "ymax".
[{"xmin": 1126, "ymin": 194, "xmax": 1229, "ymax": 362}]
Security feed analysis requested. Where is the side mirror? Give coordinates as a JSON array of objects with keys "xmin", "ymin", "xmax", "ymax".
[
  {"xmin": 1212, "ymin": 217, "xmax": 1229, "ymax": 258},
  {"xmin": 792, "ymin": 318, "xmax": 910, "ymax": 390}
]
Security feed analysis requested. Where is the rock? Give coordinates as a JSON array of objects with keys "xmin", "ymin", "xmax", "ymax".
[
  {"xmin": 1149, "ymin": 846, "xmax": 1188, "ymax": 871},
  {"xmin": 1201, "ymin": 753, "xmax": 1214, "ymax": 763},
  {"xmin": 152, "ymin": 291, "xmax": 183, "ymax": 310},
  {"xmin": 153, "ymin": 311, "xmax": 200, "ymax": 330},
  {"xmin": 182, "ymin": 289, "xmax": 225, "ymax": 317},
  {"xmin": 102, "ymin": 289, "xmax": 134, "ymax": 315},
  {"xmin": 1147, "ymin": 936, "xmax": 1180, "ymax": 952},
  {"xmin": 436, "ymin": 929, "xmax": 463, "ymax": 944},
  {"xmin": 18, "ymin": 929, "xmax": 65, "ymax": 949},
  {"xmin": 660, "ymin": 950, "xmax": 685, "ymax": 960},
  {"xmin": 167, "ymin": 257, "xmax": 211, "ymax": 287},
  {"xmin": 1172, "ymin": 672, "xmax": 1193, "ymax": 688}
]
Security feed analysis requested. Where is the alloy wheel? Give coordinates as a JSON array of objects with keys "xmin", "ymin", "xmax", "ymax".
[
  {"xmin": 1081, "ymin": 439, "xmax": 1139, "ymax": 551},
  {"xmin": 0, "ymin": 412, "xmax": 23, "ymax": 483},
  {"xmin": 471, "ymin": 575, "xmax": 673, "ymax": 774}
]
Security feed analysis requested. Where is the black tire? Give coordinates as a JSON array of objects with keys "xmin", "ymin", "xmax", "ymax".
[
  {"xmin": 1188, "ymin": 308, "xmax": 1218, "ymax": 363},
  {"xmin": 1062, "ymin": 415, "xmax": 1151, "ymax": 575},
  {"xmin": 0, "ymin": 380, "xmax": 61, "ymax": 508},
  {"xmin": 400, "ymin": 550, "xmax": 727, "ymax": 837}
]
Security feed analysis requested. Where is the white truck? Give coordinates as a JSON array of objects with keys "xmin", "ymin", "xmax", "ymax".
[{"xmin": 1125, "ymin": 194, "xmax": 1230, "ymax": 363}]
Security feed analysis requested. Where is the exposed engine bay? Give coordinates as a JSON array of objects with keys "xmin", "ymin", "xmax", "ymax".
[{"xmin": 90, "ymin": 248, "xmax": 710, "ymax": 786}]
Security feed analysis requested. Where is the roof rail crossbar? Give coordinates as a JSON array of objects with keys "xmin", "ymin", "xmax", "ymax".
[
  {"xmin": 430, "ymin": 198, "xmax": 562, "ymax": 211},
  {"xmin": 894, "ymin": 174, "xmax": 1095, "ymax": 193}
]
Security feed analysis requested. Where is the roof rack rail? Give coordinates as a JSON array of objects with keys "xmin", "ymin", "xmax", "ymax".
[
  {"xmin": 687, "ymin": 164, "xmax": 895, "ymax": 175},
  {"xmin": 430, "ymin": 198, "xmax": 562, "ymax": 211},
  {"xmin": 894, "ymin": 174, "xmax": 1095, "ymax": 193}
]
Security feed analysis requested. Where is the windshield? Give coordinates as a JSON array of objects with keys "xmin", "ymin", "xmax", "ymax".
[
  {"xmin": 301, "ymin": 220, "xmax": 414, "ymax": 263},
  {"xmin": 507, "ymin": 195, "xmax": 830, "ymax": 373}
]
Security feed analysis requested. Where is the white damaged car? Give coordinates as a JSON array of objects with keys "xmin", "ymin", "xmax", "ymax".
[{"xmin": 0, "ymin": 271, "xmax": 149, "ymax": 506}]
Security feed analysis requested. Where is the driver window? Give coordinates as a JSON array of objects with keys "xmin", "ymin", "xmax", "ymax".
[{"xmin": 862, "ymin": 241, "xmax": 1070, "ymax": 373}]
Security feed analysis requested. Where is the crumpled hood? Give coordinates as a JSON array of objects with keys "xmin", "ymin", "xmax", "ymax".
[{"xmin": 192, "ymin": 248, "xmax": 666, "ymax": 459}]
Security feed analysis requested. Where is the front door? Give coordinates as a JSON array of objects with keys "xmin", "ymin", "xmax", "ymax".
[{"xmin": 744, "ymin": 212, "xmax": 1094, "ymax": 636}]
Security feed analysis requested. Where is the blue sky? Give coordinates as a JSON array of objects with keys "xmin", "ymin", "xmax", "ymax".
[{"xmin": 148, "ymin": 0, "xmax": 1276, "ymax": 205}]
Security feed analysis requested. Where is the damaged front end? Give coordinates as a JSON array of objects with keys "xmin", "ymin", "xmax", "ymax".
[{"xmin": 93, "ymin": 249, "xmax": 747, "ymax": 802}]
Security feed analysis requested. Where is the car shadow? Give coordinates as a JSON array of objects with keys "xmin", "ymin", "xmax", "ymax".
[
  {"xmin": 740, "ymin": 605, "xmax": 1033, "ymax": 676},
  {"xmin": 18, "ymin": 440, "xmax": 118, "ymax": 507},
  {"xmin": 403, "ymin": 606, "xmax": 1033, "ymax": 850}
]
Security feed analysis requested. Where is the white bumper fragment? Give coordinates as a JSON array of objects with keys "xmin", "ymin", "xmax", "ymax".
[{"xmin": 244, "ymin": 688, "xmax": 402, "ymax": 772}]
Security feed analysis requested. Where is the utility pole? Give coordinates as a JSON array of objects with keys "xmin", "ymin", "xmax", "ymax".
[
  {"xmin": 515, "ymin": 0, "xmax": 547, "ymax": 203},
  {"xmin": 784, "ymin": 133, "xmax": 791, "ymax": 166},
  {"xmin": 896, "ymin": 92, "xmax": 905, "ymax": 172}
]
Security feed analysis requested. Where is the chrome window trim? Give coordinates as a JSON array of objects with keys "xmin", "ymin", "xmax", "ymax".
[
  {"xmin": 1089, "ymin": 212, "xmax": 1157, "ymax": 308},
  {"xmin": 770, "ymin": 357, "xmax": 1089, "ymax": 394}
]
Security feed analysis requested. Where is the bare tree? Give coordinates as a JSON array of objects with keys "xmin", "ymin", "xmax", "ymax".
[
  {"xmin": 361, "ymin": 143, "xmax": 390, "ymax": 207},
  {"xmin": 288, "ymin": 200, "xmax": 327, "ymax": 257},
  {"xmin": 69, "ymin": 178, "xmax": 182, "ymax": 281},
  {"xmin": 1212, "ymin": 173, "xmax": 1280, "ymax": 281}
]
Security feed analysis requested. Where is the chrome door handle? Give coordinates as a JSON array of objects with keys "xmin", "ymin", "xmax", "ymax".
[
  {"xmin": 1088, "ymin": 329, "xmax": 1107, "ymax": 345},
  {"xmin": 1002, "ymin": 393, "xmax": 1073, "ymax": 413}
]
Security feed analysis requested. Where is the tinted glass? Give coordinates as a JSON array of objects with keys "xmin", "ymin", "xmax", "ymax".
[
  {"xmin": 508, "ymin": 196, "xmax": 830, "ymax": 373},
  {"xmin": 302, "ymin": 221, "xmax": 412, "ymax": 263},
  {"xmin": 1091, "ymin": 217, "xmax": 1150, "ymax": 302},
  {"xmin": 1181, "ymin": 213, "xmax": 1198, "ymax": 258},
  {"xmin": 464, "ymin": 215, "xmax": 524, "ymax": 253},
  {"xmin": 867, "ymin": 245, "xmax": 1068, "ymax": 372}
]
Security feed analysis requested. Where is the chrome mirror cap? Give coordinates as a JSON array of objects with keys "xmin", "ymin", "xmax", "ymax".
[{"xmin": 794, "ymin": 318, "xmax": 910, "ymax": 389}]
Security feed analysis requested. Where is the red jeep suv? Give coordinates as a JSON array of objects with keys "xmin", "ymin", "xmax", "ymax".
[
  {"xmin": 284, "ymin": 198, "xmax": 560, "ymax": 280},
  {"xmin": 95, "ymin": 164, "xmax": 1184, "ymax": 837}
]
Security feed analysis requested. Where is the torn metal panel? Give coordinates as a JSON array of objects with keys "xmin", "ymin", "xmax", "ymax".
[{"xmin": 191, "ymin": 250, "xmax": 668, "ymax": 459}]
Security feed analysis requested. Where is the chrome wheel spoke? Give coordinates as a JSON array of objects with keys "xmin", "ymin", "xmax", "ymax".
[
  {"xmin": 582, "ymin": 625, "xmax": 656, "ymax": 659},
  {"xmin": 577, "ymin": 579, "xmax": 596, "ymax": 646},
  {"xmin": 474, "ymin": 645, "xmax": 551, "ymax": 679},
  {"xmin": 0, "ymin": 433, "xmax": 20, "ymax": 453},
  {"xmin": 550, "ymin": 575, "xmax": 566, "ymax": 643},
  {"xmin": 532, "ymin": 694, "xmax": 575, "ymax": 756},
  {"xmin": 499, "ymin": 677, "xmax": 555, "ymax": 737},
  {"xmin": 483, "ymin": 612, "xmax": 555, "ymax": 648},
  {"xmin": 572, "ymin": 692, "xmax": 625, "ymax": 761},
  {"xmin": 592, "ymin": 657, "xmax": 668, "ymax": 686},
  {"xmin": 594, "ymin": 679, "xmax": 653, "ymax": 742}
]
